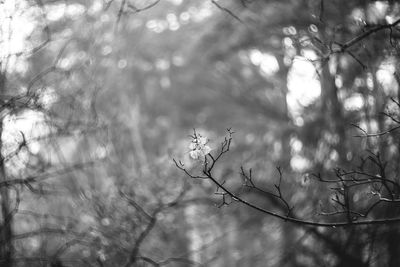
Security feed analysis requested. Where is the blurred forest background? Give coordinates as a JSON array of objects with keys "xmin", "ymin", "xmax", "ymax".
[{"xmin": 1, "ymin": 0, "xmax": 400, "ymax": 266}]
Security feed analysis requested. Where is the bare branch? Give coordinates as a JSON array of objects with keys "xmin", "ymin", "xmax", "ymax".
[{"xmin": 211, "ymin": 0, "xmax": 244, "ymax": 24}]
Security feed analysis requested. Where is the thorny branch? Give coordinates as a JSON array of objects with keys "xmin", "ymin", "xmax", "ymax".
[{"xmin": 175, "ymin": 128, "xmax": 400, "ymax": 228}]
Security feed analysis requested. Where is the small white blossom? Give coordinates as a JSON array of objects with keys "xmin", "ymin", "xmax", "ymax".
[
  {"xmin": 198, "ymin": 136, "xmax": 207, "ymax": 145},
  {"xmin": 202, "ymin": 145, "xmax": 211, "ymax": 155},
  {"xmin": 189, "ymin": 142, "xmax": 196, "ymax": 150},
  {"xmin": 189, "ymin": 149, "xmax": 202, "ymax": 160},
  {"xmin": 189, "ymin": 132, "xmax": 212, "ymax": 160}
]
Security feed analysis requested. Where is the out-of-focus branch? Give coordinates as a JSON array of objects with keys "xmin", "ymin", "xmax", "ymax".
[
  {"xmin": 0, "ymin": 161, "xmax": 96, "ymax": 189},
  {"xmin": 338, "ymin": 18, "xmax": 400, "ymax": 52},
  {"xmin": 122, "ymin": 178, "xmax": 193, "ymax": 266},
  {"xmin": 211, "ymin": 0, "xmax": 244, "ymax": 24}
]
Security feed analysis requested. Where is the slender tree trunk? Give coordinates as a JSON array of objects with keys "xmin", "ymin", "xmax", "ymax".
[
  {"xmin": 321, "ymin": 62, "xmax": 346, "ymax": 163},
  {"xmin": 276, "ymin": 56, "xmax": 296, "ymax": 267},
  {"xmin": 0, "ymin": 72, "xmax": 12, "ymax": 266}
]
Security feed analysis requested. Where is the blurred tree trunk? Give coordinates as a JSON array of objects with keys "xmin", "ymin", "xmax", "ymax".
[
  {"xmin": 321, "ymin": 61, "xmax": 346, "ymax": 162},
  {"xmin": 0, "ymin": 72, "xmax": 12, "ymax": 266},
  {"xmin": 276, "ymin": 55, "xmax": 292, "ymax": 168},
  {"xmin": 130, "ymin": 97, "xmax": 148, "ymax": 176},
  {"xmin": 386, "ymin": 228, "xmax": 400, "ymax": 267},
  {"xmin": 275, "ymin": 56, "xmax": 296, "ymax": 267},
  {"xmin": 386, "ymin": 60, "xmax": 400, "ymax": 264}
]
